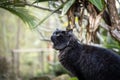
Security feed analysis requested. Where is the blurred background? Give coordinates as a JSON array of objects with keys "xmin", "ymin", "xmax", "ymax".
[{"xmin": 0, "ymin": 0, "xmax": 120, "ymax": 80}]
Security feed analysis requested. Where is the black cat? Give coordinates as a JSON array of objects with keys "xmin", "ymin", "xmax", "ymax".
[{"xmin": 51, "ymin": 29, "xmax": 120, "ymax": 80}]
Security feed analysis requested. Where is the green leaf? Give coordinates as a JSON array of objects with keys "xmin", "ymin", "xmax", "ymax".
[
  {"xmin": 1, "ymin": 7, "xmax": 39, "ymax": 29},
  {"xmin": 61, "ymin": 0, "xmax": 75, "ymax": 16},
  {"xmin": 89, "ymin": 0, "xmax": 105, "ymax": 11}
]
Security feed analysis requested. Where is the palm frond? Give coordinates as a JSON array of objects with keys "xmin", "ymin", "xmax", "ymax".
[{"xmin": 0, "ymin": 6, "xmax": 39, "ymax": 29}]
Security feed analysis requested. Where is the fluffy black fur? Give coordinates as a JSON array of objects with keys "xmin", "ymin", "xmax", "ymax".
[{"xmin": 51, "ymin": 29, "xmax": 120, "ymax": 80}]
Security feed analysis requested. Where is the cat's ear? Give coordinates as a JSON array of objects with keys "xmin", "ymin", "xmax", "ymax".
[{"xmin": 67, "ymin": 29, "xmax": 73, "ymax": 35}]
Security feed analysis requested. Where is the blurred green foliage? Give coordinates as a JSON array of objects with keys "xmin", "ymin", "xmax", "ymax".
[
  {"xmin": 100, "ymin": 28, "xmax": 120, "ymax": 53},
  {"xmin": 69, "ymin": 77, "xmax": 78, "ymax": 80}
]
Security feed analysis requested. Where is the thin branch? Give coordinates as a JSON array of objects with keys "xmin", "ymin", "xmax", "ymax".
[
  {"xmin": 36, "ymin": 29, "xmax": 51, "ymax": 42},
  {"xmin": 25, "ymin": 3, "xmax": 61, "ymax": 14},
  {"xmin": 25, "ymin": 3, "xmax": 53, "ymax": 11},
  {"xmin": 60, "ymin": 0, "xmax": 65, "ymax": 3}
]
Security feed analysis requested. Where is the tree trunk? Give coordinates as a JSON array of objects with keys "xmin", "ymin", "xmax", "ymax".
[{"xmin": 107, "ymin": 0, "xmax": 120, "ymax": 42}]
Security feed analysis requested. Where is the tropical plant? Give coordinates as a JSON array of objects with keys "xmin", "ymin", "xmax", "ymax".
[
  {"xmin": 0, "ymin": 0, "xmax": 39, "ymax": 28},
  {"xmin": 32, "ymin": 0, "xmax": 120, "ymax": 44}
]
